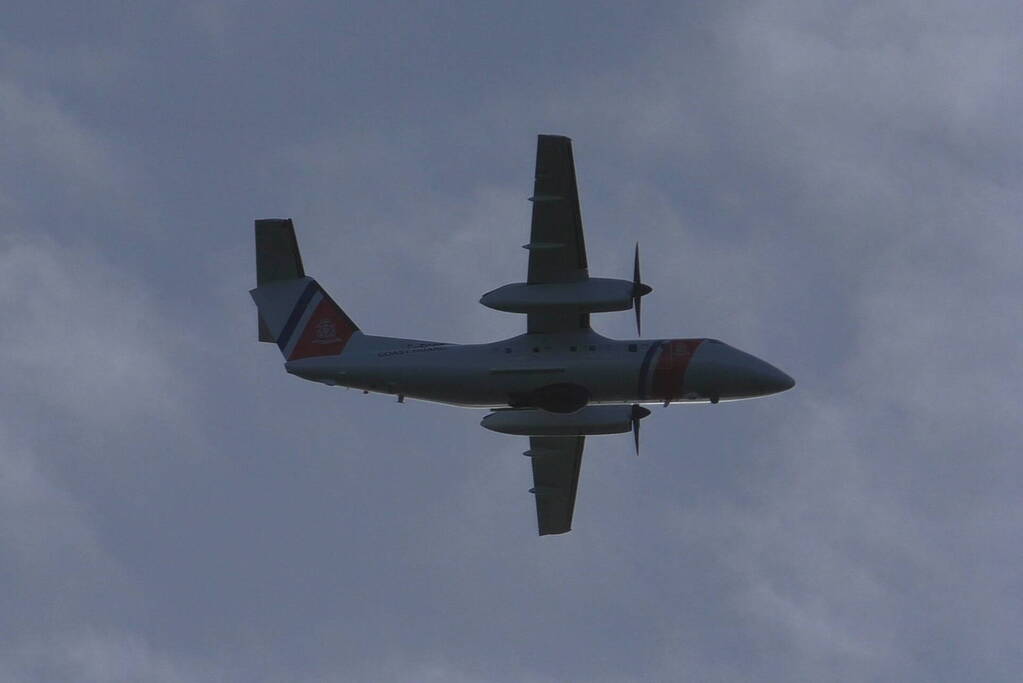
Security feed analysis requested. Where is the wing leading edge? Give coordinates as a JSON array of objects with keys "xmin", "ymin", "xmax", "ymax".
[{"xmin": 528, "ymin": 436, "xmax": 585, "ymax": 535}]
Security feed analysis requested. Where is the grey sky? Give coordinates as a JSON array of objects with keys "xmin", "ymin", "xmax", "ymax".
[{"xmin": 2, "ymin": 2, "xmax": 1021, "ymax": 681}]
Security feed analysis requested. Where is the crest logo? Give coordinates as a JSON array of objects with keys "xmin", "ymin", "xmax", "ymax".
[{"xmin": 311, "ymin": 317, "xmax": 340, "ymax": 344}]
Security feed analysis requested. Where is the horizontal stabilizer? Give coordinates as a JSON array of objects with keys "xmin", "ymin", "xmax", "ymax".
[{"xmin": 258, "ymin": 313, "xmax": 275, "ymax": 343}]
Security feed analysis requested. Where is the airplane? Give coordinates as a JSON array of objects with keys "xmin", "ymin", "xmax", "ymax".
[{"xmin": 251, "ymin": 134, "xmax": 794, "ymax": 536}]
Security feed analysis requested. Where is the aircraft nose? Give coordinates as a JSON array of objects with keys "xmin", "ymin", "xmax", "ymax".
[
  {"xmin": 755, "ymin": 362, "xmax": 795, "ymax": 394},
  {"xmin": 735, "ymin": 351, "xmax": 795, "ymax": 397},
  {"xmin": 686, "ymin": 344, "xmax": 795, "ymax": 400}
]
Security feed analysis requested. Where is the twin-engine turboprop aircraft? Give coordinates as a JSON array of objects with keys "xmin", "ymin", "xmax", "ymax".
[{"xmin": 252, "ymin": 135, "xmax": 794, "ymax": 535}]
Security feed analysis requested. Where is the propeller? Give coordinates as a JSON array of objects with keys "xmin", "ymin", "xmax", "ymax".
[
  {"xmin": 632, "ymin": 243, "xmax": 653, "ymax": 335},
  {"xmin": 631, "ymin": 404, "xmax": 651, "ymax": 455}
]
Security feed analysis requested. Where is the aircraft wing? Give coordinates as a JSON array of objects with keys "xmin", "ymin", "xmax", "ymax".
[
  {"xmin": 526, "ymin": 135, "xmax": 591, "ymax": 334},
  {"xmin": 528, "ymin": 436, "xmax": 585, "ymax": 535}
]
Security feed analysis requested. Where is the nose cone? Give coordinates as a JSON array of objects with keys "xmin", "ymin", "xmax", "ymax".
[
  {"xmin": 753, "ymin": 361, "xmax": 795, "ymax": 395},
  {"xmin": 683, "ymin": 342, "xmax": 794, "ymax": 401},
  {"xmin": 722, "ymin": 352, "xmax": 794, "ymax": 398}
]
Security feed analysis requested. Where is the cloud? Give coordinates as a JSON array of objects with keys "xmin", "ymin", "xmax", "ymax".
[
  {"xmin": 0, "ymin": 237, "xmax": 197, "ymax": 428},
  {"xmin": 0, "ymin": 79, "xmax": 129, "ymax": 201},
  {"xmin": 0, "ymin": 431, "xmax": 123, "ymax": 599},
  {"xmin": 188, "ymin": 0, "xmax": 246, "ymax": 41},
  {"xmin": 0, "ymin": 238, "xmax": 212, "ymax": 678},
  {"xmin": 0, "ymin": 633, "xmax": 225, "ymax": 683}
]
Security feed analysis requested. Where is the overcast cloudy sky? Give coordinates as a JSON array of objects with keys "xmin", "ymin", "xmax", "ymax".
[{"xmin": 2, "ymin": 2, "xmax": 1021, "ymax": 681}]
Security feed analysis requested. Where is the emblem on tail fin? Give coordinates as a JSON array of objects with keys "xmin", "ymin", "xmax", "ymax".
[
  {"xmin": 285, "ymin": 286, "xmax": 358, "ymax": 360},
  {"xmin": 312, "ymin": 318, "xmax": 341, "ymax": 345}
]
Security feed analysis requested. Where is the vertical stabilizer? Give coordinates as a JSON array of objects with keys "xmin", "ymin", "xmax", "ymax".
[
  {"xmin": 251, "ymin": 219, "xmax": 360, "ymax": 359},
  {"xmin": 256, "ymin": 218, "xmax": 305, "ymax": 286}
]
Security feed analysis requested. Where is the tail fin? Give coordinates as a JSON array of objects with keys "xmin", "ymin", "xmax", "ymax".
[{"xmin": 251, "ymin": 219, "xmax": 360, "ymax": 360}]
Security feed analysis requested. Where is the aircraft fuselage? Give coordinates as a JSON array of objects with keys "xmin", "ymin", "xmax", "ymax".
[{"xmin": 285, "ymin": 331, "xmax": 794, "ymax": 409}]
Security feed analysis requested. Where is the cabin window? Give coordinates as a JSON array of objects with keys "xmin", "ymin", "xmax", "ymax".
[
  {"xmin": 588, "ymin": 345, "xmax": 596, "ymax": 352},
  {"xmin": 532, "ymin": 347, "xmax": 540, "ymax": 353},
  {"xmin": 628, "ymin": 344, "xmax": 637, "ymax": 352},
  {"xmin": 504, "ymin": 348, "xmax": 511, "ymax": 354},
  {"xmin": 570, "ymin": 346, "xmax": 577, "ymax": 352}
]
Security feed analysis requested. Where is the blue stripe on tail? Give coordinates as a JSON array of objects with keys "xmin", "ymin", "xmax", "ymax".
[{"xmin": 276, "ymin": 280, "xmax": 319, "ymax": 352}]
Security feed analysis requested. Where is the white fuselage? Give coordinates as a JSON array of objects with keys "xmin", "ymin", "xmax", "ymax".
[{"xmin": 284, "ymin": 330, "xmax": 794, "ymax": 409}]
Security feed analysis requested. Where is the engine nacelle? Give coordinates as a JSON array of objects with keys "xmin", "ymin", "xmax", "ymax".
[
  {"xmin": 480, "ymin": 278, "xmax": 634, "ymax": 314},
  {"xmin": 481, "ymin": 405, "xmax": 638, "ymax": 436}
]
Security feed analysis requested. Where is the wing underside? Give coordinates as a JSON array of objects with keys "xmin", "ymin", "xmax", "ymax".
[
  {"xmin": 526, "ymin": 135, "xmax": 590, "ymax": 334},
  {"xmin": 528, "ymin": 436, "xmax": 585, "ymax": 535}
]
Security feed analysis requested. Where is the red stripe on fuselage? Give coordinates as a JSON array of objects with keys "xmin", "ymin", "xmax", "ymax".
[{"xmin": 649, "ymin": 339, "xmax": 703, "ymax": 402}]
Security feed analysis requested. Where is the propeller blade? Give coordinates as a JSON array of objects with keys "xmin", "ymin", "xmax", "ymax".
[
  {"xmin": 633, "ymin": 242, "xmax": 641, "ymax": 289},
  {"xmin": 631, "ymin": 243, "xmax": 652, "ymax": 336},
  {"xmin": 631, "ymin": 404, "xmax": 651, "ymax": 456}
]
